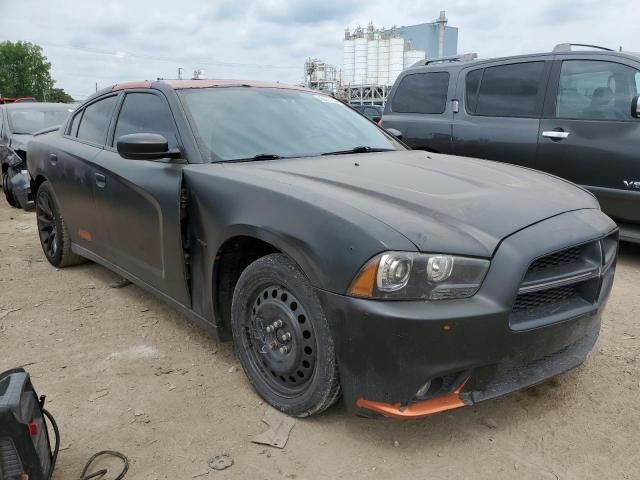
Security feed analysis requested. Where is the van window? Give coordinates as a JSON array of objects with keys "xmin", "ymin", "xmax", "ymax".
[
  {"xmin": 76, "ymin": 95, "xmax": 118, "ymax": 145},
  {"xmin": 473, "ymin": 62, "xmax": 545, "ymax": 117},
  {"xmin": 556, "ymin": 60, "xmax": 640, "ymax": 120},
  {"xmin": 465, "ymin": 69, "xmax": 483, "ymax": 113},
  {"xmin": 392, "ymin": 72, "xmax": 450, "ymax": 114}
]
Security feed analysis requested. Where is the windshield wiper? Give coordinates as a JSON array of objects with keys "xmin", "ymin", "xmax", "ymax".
[
  {"xmin": 222, "ymin": 153, "xmax": 283, "ymax": 163},
  {"xmin": 321, "ymin": 146, "xmax": 395, "ymax": 156}
]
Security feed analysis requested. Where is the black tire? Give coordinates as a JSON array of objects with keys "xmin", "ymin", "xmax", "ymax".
[
  {"xmin": 231, "ymin": 253, "xmax": 341, "ymax": 417},
  {"xmin": 35, "ymin": 181, "xmax": 86, "ymax": 268},
  {"xmin": 2, "ymin": 170, "xmax": 18, "ymax": 208}
]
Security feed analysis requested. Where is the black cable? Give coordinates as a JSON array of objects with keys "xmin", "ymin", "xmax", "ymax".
[
  {"xmin": 79, "ymin": 451, "xmax": 129, "ymax": 480},
  {"xmin": 42, "ymin": 409, "xmax": 60, "ymax": 480},
  {"xmin": 42, "ymin": 408, "xmax": 129, "ymax": 480}
]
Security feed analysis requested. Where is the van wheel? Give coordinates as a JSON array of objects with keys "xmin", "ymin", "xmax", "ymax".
[
  {"xmin": 35, "ymin": 181, "xmax": 86, "ymax": 267},
  {"xmin": 231, "ymin": 253, "xmax": 341, "ymax": 417}
]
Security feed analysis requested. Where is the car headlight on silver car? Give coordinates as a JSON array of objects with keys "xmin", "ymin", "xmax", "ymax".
[{"xmin": 348, "ymin": 252, "xmax": 490, "ymax": 300}]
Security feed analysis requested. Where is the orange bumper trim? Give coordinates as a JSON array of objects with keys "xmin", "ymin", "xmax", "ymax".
[{"xmin": 356, "ymin": 379, "xmax": 469, "ymax": 419}]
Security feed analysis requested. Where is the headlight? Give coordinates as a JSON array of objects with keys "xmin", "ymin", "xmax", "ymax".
[{"xmin": 348, "ymin": 252, "xmax": 490, "ymax": 300}]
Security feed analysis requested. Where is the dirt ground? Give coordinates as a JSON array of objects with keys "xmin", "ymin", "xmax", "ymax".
[{"xmin": 0, "ymin": 201, "xmax": 638, "ymax": 480}]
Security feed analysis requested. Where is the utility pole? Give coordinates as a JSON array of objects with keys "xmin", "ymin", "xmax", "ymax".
[
  {"xmin": 178, "ymin": 67, "xmax": 184, "ymax": 80},
  {"xmin": 95, "ymin": 82, "xmax": 98, "ymax": 92}
]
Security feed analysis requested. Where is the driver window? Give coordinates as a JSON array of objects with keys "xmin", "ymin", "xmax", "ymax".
[
  {"xmin": 556, "ymin": 60, "xmax": 639, "ymax": 120},
  {"xmin": 113, "ymin": 93, "xmax": 178, "ymax": 149}
]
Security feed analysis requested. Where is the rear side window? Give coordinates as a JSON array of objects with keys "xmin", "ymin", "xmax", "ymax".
[
  {"xmin": 392, "ymin": 72, "xmax": 450, "ymax": 114},
  {"xmin": 76, "ymin": 95, "xmax": 118, "ymax": 145},
  {"xmin": 470, "ymin": 62, "xmax": 546, "ymax": 117},
  {"xmin": 113, "ymin": 93, "xmax": 178, "ymax": 148}
]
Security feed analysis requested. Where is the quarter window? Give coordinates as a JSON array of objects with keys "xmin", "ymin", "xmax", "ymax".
[
  {"xmin": 113, "ymin": 93, "xmax": 178, "ymax": 148},
  {"xmin": 392, "ymin": 72, "xmax": 450, "ymax": 114},
  {"xmin": 76, "ymin": 96, "xmax": 118, "ymax": 145},
  {"xmin": 556, "ymin": 60, "xmax": 640, "ymax": 120},
  {"xmin": 472, "ymin": 62, "xmax": 546, "ymax": 117},
  {"xmin": 68, "ymin": 111, "xmax": 82, "ymax": 137}
]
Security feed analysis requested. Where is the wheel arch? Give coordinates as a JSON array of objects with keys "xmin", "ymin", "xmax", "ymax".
[{"xmin": 211, "ymin": 227, "xmax": 322, "ymax": 339}]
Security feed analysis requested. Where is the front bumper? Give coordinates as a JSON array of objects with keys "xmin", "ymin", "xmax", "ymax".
[
  {"xmin": 318, "ymin": 209, "xmax": 617, "ymax": 417},
  {"xmin": 9, "ymin": 168, "xmax": 34, "ymax": 210}
]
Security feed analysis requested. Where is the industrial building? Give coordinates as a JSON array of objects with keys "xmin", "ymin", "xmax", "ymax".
[{"xmin": 339, "ymin": 11, "xmax": 458, "ymax": 105}]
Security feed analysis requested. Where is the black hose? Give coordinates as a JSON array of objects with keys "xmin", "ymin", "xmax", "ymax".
[{"xmin": 42, "ymin": 408, "xmax": 129, "ymax": 480}]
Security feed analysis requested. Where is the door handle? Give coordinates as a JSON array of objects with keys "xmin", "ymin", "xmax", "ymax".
[
  {"xmin": 542, "ymin": 130, "xmax": 570, "ymax": 140},
  {"xmin": 48, "ymin": 153, "xmax": 57, "ymax": 165},
  {"xmin": 95, "ymin": 173, "xmax": 106, "ymax": 188}
]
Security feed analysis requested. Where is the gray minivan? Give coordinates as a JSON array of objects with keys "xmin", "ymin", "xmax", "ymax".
[{"xmin": 382, "ymin": 44, "xmax": 640, "ymax": 243}]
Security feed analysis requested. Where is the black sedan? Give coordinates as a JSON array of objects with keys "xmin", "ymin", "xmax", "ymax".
[
  {"xmin": 27, "ymin": 80, "xmax": 618, "ymax": 418},
  {"xmin": 1, "ymin": 102, "xmax": 74, "ymax": 209}
]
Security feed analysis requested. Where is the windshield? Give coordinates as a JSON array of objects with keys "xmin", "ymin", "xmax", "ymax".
[
  {"xmin": 178, "ymin": 87, "xmax": 402, "ymax": 161},
  {"xmin": 8, "ymin": 107, "xmax": 73, "ymax": 135}
]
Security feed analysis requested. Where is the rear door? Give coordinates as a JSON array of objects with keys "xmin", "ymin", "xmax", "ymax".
[
  {"xmin": 383, "ymin": 70, "xmax": 454, "ymax": 153},
  {"xmin": 91, "ymin": 90, "xmax": 190, "ymax": 306},
  {"xmin": 537, "ymin": 56, "xmax": 640, "ymax": 225},
  {"xmin": 51, "ymin": 94, "xmax": 119, "ymax": 248},
  {"xmin": 452, "ymin": 59, "xmax": 552, "ymax": 167}
]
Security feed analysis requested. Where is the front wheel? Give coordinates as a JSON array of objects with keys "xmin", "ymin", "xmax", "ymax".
[
  {"xmin": 231, "ymin": 254, "xmax": 341, "ymax": 417},
  {"xmin": 2, "ymin": 170, "xmax": 17, "ymax": 207},
  {"xmin": 35, "ymin": 181, "xmax": 86, "ymax": 267}
]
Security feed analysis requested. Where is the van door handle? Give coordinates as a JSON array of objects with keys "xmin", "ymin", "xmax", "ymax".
[
  {"xmin": 95, "ymin": 173, "xmax": 106, "ymax": 188},
  {"xmin": 542, "ymin": 130, "xmax": 570, "ymax": 140},
  {"xmin": 48, "ymin": 153, "xmax": 57, "ymax": 165}
]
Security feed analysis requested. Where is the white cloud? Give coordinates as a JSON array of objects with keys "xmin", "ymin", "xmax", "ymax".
[{"xmin": 0, "ymin": 0, "xmax": 636, "ymax": 100}]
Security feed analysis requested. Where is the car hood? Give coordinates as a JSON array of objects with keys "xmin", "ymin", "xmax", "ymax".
[
  {"xmin": 224, "ymin": 150, "xmax": 599, "ymax": 257},
  {"xmin": 9, "ymin": 134, "xmax": 31, "ymax": 151}
]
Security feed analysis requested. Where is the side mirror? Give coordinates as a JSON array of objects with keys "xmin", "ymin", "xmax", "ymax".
[
  {"xmin": 117, "ymin": 133, "xmax": 181, "ymax": 160},
  {"xmin": 386, "ymin": 128, "xmax": 403, "ymax": 140},
  {"xmin": 632, "ymin": 96, "xmax": 640, "ymax": 119}
]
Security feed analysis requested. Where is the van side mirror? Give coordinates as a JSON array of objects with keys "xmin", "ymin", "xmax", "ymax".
[
  {"xmin": 386, "ymin": 128, "xmax": 403, "ymax": 140},
  {"xmin": 117, "ymin": 133, "xmax": 181, "ymax": 160},
  {"xmin": 632, "ymin": 96, "xmax": 640, "ymax": 119}
]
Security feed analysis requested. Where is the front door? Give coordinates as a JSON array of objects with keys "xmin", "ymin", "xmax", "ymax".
[
  {"xmin": 537, "ymin": 58, "xmax": 640, "ymax": 225},
  {"xmin": 92, "ymin": 90, "xmax": 191, "ymax": 306}
]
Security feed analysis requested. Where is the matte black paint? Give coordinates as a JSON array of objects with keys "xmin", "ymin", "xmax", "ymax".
[{"xmin": 27, "ymin": 81, "xmax": 618, "ymax": 413}]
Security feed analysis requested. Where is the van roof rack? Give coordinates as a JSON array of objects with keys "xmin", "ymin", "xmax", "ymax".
[
  {"xmin": 412, "ymin": 52, "xmax": 478, "ymax": 67},
  {"xmin": 552, "ymin": 43, "xmax": 613, "ymax": 53}
]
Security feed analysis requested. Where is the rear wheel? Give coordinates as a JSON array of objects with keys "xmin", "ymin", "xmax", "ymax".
[
  {"xmin": 2, "ymin": 170, "xmax": 17, "ymax": 207},
  {"xmin": 231, "ymin": 254, "xmax": 341, "ymax": 417},
  {"xmin": 35, "ymin": 181, "xmax": 86, "ymax": 267}
]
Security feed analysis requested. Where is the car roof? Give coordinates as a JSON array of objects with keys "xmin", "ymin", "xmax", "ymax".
[
  {"xmin": 2, "ymin": 102, "xmax": 73, "ymax": 111},
  {"xmin": 109, "ymin": 79, "xmax": 313, "ymax": 93},
  {"xmin": 409, "ymin": 50, "xmax": 640, "ymax": 72}
]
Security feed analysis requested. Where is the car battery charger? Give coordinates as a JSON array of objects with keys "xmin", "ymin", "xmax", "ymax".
[{"xmin": 0, "ymin": 368, "xmax": 57, "ymax": 480}]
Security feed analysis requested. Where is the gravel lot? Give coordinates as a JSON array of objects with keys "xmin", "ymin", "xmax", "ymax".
[{"xmin": 1, "ymin": 201, "xmax": 638, "ymax": 480}]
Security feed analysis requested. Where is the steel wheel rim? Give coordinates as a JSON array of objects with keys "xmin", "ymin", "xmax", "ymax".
[
  {"xmin": 244, "ymin": 285, "xmax": 317, "ymax": 397},
  {"xmin": 36, "ymin": 190, "xmax": 58, "ymax": 259}
]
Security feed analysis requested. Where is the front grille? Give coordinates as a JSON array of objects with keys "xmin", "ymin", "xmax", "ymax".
[
  {"xmin": 511, "ymin": 240, "xmax": 603, "ymax": 328},
  {"xmin": 528, "ymin": 246, "xmax": 583, "ymax": 273},
  {"xmin": 512, "ymin": 285, "xmax": 578, "ymax": 314}
]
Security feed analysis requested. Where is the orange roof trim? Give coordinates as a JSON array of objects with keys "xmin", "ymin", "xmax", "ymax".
[{"xmin": 111, "ymin": 81, "xmax": 153, "ymax": 91}]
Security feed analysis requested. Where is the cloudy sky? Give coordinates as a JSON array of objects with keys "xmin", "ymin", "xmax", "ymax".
[{"xmin": 0, "ymin": 0, "xmax": 636, "ymax": 99}]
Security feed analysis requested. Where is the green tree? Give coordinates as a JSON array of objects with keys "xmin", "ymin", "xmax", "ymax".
[
  {"xmin": 0, "ymin": 40, "xmax": 59, "ymax": 101},
  {"xmin": 47, "ymin": 87, "xmax": 74, "ymax": 103}
]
